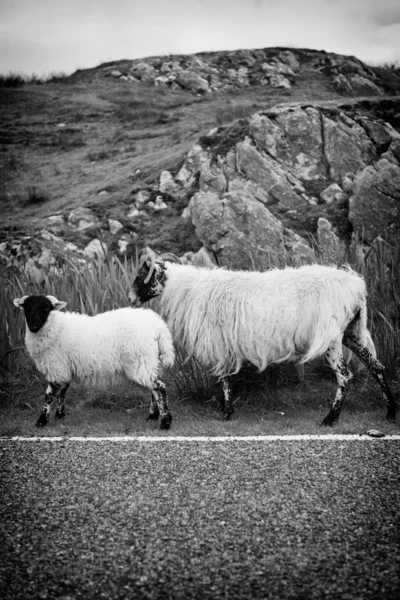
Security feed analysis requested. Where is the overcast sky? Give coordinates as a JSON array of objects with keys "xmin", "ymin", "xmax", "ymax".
[{"xmin": 1, "ymin": 0, "xmax": 399, "ymax": 76}]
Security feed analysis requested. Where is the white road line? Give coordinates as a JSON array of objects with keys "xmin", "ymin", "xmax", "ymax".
[{"xmin": 2, "ymin": 435, "xmax": 400, "ymax": 442}]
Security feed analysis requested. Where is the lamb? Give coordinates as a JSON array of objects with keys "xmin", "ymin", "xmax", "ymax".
[
  {"xmin": 128, "ymin": 254, "xmax": 397, "ymax": 426},
  {"xmin": 13, "ymin": 294, "xmax": 175, "ymax": 430}
]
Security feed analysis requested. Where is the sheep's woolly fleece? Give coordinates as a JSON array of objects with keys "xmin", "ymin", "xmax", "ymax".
[
  {"xmin": 160, "ymin": 264, "xmax": 368, "ymax": 377},
  {"xmin": 24, "ymin": 307, "xmax": 174, "ymax": 388}
]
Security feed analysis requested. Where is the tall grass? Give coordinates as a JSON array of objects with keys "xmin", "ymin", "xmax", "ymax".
[
  {"xmin": 1, "ymin": 239, "xmax": 399, "ymax": 416},
  {"xmin": 0, "ymin": 256, "xmax": 135, "ymax": 374}
]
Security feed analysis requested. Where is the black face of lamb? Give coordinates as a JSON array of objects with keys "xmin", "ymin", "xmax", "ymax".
[
  {"xmin": 131, "ymin": 261, "xmax": 168, "ymax": 305},
  {"xmin": 22, "ymin": 296, "xmax": 54, "ymax": 333}
]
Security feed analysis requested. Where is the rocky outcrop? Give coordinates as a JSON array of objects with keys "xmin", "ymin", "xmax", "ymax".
[
  {"xmin": 102, "ymin": 47, "xmax": 396, "ymax": 97},
  {"xmin": 165, "ymin": 99, "xmax": 400, "ymax": 269},
  {"xmin": 1, "ymin": 96, "xmax": 399, "ymax": 275}
]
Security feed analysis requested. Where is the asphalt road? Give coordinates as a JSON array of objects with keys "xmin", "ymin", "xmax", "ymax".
[{"xmin": 1, "ymin": 438, "xmax": 399, "ymax": 599}]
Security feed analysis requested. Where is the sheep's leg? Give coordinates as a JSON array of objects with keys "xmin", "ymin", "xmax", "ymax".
[
  {"xmin": 36, "ymin": 382, "xmax": 61, "ymax": 427},
  {"xmin": 146, "ymin": 392, "xmax": 160, "ymax": 422},
  {"xmin": 343, "ymin": 329, "xmax": 397, "ymax": 422},
  {"xmin": 221, "ymin": 377, "xmax": 234, "ymax": 420},
  {"xmin": 55, "ymin": 383, "xmax": 70, "ymax": 419},
  {"xmin": 150, "ymin": 378, "xmax": 172, "ymax": 430},
  {"xmin": 322, "ymin": 340, "xmax": 353, "ymax": 426}
]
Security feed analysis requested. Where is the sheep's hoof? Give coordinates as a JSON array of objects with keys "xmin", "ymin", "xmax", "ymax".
[
  {"xmin": 55, "ymin": 407, "xmax": 66, "ymax": 419},
  {"xmin": 222, "ymin": 409, "xmax": 234, "ymax": 421},
  {"xmin": 160, "ymin": 415, "xmax": 172, "ymax": 430},
  {"xmin": 321, "ymin": 413, "xmax": 336, "ymax": 427},
  {"xmin": 35, "ymin": 413, "xmax": 49, "ymax": 427},
  {"xmin": 146, "ymin": 408, "xmax": 160, "ymax": 422}
]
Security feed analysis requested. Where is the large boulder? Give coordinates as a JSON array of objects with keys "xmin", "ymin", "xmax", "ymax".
[
  {"xmin": 349, "ymin": 158, "xmax": 400, "ymax": 243},
  {"xmin": 188, "ymin": 190, "xmax": 286, "ymax": 270}
]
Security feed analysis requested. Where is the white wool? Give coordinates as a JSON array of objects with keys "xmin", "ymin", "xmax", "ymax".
[
  {"xmin": 25, "ymin": 307, "xmax": 174, "ymax": 388},
  {"xmin": 159, "ymin": 263, "xmax": 368, "ymax": 377}
]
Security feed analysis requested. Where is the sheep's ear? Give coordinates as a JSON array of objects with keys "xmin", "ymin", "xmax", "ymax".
[
  {"xmin": 46, "ymin": 295, "xmax": 67, "ymax": 311},
  {"xmin": 13, "ymin": 296, "xmax": 28, "ymax": 310}
]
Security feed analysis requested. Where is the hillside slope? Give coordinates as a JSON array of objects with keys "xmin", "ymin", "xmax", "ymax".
[{"xmin": 1, "ymin": 46, "xmax": 400, "ymax": 269}]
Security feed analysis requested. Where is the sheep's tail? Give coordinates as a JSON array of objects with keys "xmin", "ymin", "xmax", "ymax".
[
  {"xmin": 158, "ymin": 328, "xmax": 175, "ymax": 368},
  {"xmin": 300, "ymin": 277, "xmax": 375, "ymax": 364}
]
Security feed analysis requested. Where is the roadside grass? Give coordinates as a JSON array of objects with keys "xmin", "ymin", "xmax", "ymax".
[
  {"xmin": 1, "ymin": 360, "xmax": 397, "ymax": 438},
  {"xmin": 1, "ymin": 239, "xmax": 399, "ymax": 437}
]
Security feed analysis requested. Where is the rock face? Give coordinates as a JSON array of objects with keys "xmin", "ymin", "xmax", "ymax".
[{"xmin": 172, "ymin": 99, "xmax": 400, "ymax": 269}]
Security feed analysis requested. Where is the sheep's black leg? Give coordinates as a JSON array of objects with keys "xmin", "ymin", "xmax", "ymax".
[
  {"xmin": 55, "ymin": 383, "xmax": 70, "ymax": 419},
  {"xmin": 151, "ymin": 378, "xmax": 172, "ymax": 430},
  {"xmin": 36, "ymin": 382, "xmax": 61, "ymax": 427},
  {"xmin": 343, "ymin": 331, "xmax": 397, "ymax": 422},
  {"xmin": 221, "ymin": 377, "xmax": 234, "ymax": 420},
  {"xmin": 322, "ymin": 340, "xmax": 353, "ymax": 426},
  {"xmin": 146, "ymin": 392, "xmax": 160, "ymax": 422}
]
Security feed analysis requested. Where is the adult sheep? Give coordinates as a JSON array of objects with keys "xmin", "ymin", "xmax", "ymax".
[
  {"xmin": 128, "ymin": 254, "xmax": 397, "ymax": 426},
  {"xmin": 13, "ymin": 294, "xmax": 175, "ymax": 429}
]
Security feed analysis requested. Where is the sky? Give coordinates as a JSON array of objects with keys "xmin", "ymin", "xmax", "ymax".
[{"xmin": 0, "ymin": 0, "xmax": 399, "ymax": 76}]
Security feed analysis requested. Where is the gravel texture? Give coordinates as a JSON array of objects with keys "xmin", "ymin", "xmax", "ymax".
[{"xmin": 1, "ymin": 439, "xmax": 399, "ymax": 599}]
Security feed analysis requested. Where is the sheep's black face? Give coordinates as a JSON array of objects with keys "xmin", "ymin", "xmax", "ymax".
[
  {"xmin": 21, "ymin": 296, "xmax": 54, "ymax": 333},
  {"xmin": 129, "ymin": 261, "xmax": 167, "ymax": 307}
]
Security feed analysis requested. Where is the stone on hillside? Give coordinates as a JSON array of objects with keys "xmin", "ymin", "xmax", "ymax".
[
  {"xmin": 235, "ymin": 139, "xmax": 307, "ymax": 211},
  {"xmin": 127, "ymin": 206, "xmax": 142, "ymax": 219},
  {"xmin": 341, "ymin": 175, "xmax": 354, "ymax": 193},
  {"xmin": 333, "ymin": 74, "xmax": 353, "ymax": 94},
  {"xmin": 134, "ymin": 190, "xmax": 151, "ymax": 205},
  {"xmin": 361, "ymin": 119, "xmax": 395, "ymax": 151},
  {"xmin": 320, "ymin": 183, "xmax": 347, "ymax": 204},
  {"xmin": 68, "ymin": 207, "xmax": 100, "ymax": 231},
  {"xmin": 251, "ymin": 108, "xmax": 325, "ymax": 181},
  {"xmin": 322, "ymin": 113, "xmax": 376, "ymax": 181},
  {"xmin": 83, "ymin": 239, "xmax": 107, "ymax": 260},
  {"xmin": 46, "ymin": 215, "xmax": 64, "ymax": 227},
  {"xmin": 318, "ymin": 218, "xmax": 346, "ymax": 263},
  {"xmin": 159, "ymin": 171, "xmax": 182, "ymax": 199},
  {"xmin": 269, "ymin": 74, "xmax": 291, "ymax": 89},
  {"xmin": 111, "ymin": 70, "xmax": 122, "ymax": 78},
  {"xmin": 349, "ymin": 158, "xmax": 400, "ymax": 243},
  {"xmin": 181, "ymin": 247, "xmax": 217, "ymax": 268},
  {"xmin": 154, "ymin": 196, "xmax": 167, "ymax": 211},
  {"xmin": 175, "ymin": 70, "xmax": 209, "ymax": 93},
  {"xmin": 349, "ymin": 75, "xmax": 383, "ymax": 95},
  {"xmin": 279, "ymin": 51, "xmax": 300, "ymax": 71},
  {"xmin": 108, "ymin": 219, "xmax": 123, "ymax": 235},
  {"xmin": 130, "ymin": 62, "xmax": 156, "ymax": 81},
  {"xmin": 283, "ymin": 229, "xmax": 316, "ymax": 265},
  {"xmin": 188, "ymin": 189, "xmax": 286, "ymax": 270}
]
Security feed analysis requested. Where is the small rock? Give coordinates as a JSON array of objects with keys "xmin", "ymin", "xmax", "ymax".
[
  {"xmin": 341, "ymin": 176, "xmax": 353, "ymax": 193},
  {"xmin": 46, "ymin": 215, "xmax": 65, "ymax": 226},
  {"xmin": 83, "ymin": 239, "xmax": 107, "ymax": 260},
  {"xmin": 108, "ymin": 219, "xmax": 123, "ymax": 235},
  {"xmin": 127, "ymin": 207, "xmax": 142, "ymax": 219},
  {"xmin": 154, "ymin": 196, "xmax": 167, "ymax": 211},
  {"xmin": 320, "ymin": 183, "xmax": 345, "ymax": 204},
  {"xmin": 364, "ymin": 429, "xmax": 385, "ymax": 438},
  {"xmin": 68, "ymin": 207, "xmax": 100, "ymax": 231}
]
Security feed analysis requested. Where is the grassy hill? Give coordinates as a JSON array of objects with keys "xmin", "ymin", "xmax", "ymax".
[{"xmin": 2, "ymin": 46, "xmax": 399, "ymax": 256}]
